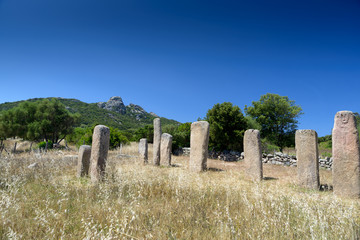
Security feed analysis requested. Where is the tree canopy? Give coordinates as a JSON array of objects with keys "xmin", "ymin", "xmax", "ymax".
[
  {"xmin": 205, "ymin": 102, "xmax": 247, "ymax": 152},
  {"xmin": 162, "ymin": 122, "xmax": 191, "ymax": 151},
  {"xmin": 0, "ymin": 99, "xmax": 79, "ymax": 143},
  {"xmin": 245, "ymin": 93, "xmax": 303, "ymax": 150}
]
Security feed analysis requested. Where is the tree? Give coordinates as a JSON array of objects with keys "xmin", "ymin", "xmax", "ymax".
[
  {"xmin": 109, "ymin": 127, "xmax": 129, "ymax": 149},
  {"xmin": 245, "ymin": 93, "xmax": 303, "ymax": 150},
  {"xmin": 132, "ymin": 125, "xmax": 154, "ymax": 143},
  {"xmin": 205, "ymin": 102, "xmax": 247, "ymax": 152},
  {"xmin": 162, "ymin": 122, "xmax": 191, "ymax": 151},
  {"xmin": 0, "ymin": 99, "xmax": 79, "ymax": 145},
  {"xmin": 174, "ymin": 122, "xmax": 191, "ymax": 148}
]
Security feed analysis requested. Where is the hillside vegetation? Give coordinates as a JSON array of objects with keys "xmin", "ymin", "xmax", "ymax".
[{"xmin": 0, "ymin": 97, "xmax": 179, "ymax": 131}]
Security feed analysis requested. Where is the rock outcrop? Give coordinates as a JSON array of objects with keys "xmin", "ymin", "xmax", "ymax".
[
  {"xmin": 127, "ymin": 103, "xmax": 148, "ymax": 121},
  {"xmin": 97, "ymin": 97, "xmax": 157, "ymax": 121},
  {"xmin": 97, "ymin": 96, "xmax": 127, "ymax": 114}
]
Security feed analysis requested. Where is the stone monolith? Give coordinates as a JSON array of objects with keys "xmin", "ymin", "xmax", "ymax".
[
  {"xmin": 189, "ymin": 121, "xmax": 210, "ymax": 172},
  {"xmin": 295, "ymin": 130, "xmax": 319, "ymax": 189},
  {"xmin": 332, "ymin": 111, "xmax": 360, "ymax": 198},
  {"xmin": 153, "ymin": 118, "xmax": 161, "ymax": 166},
  {"xmin": 90, "ymin": 125, "xmax": 110, "ymax": 183},
  {"xmin": 160, "ymin": 133, "xmax": 173, "ymax": 166},
  {"xmin": 244, "ymin": 129, "xmax": 263, "ymax": 181},
  {"xmin": 77, "ymin": 145, "xmax": 91, "ymax": 177},
  {"xmin": 139, "ymin": 138, "xmax": 148, "ymax": 164}
]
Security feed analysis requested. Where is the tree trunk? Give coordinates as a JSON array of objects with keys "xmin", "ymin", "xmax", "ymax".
[
  {"xmin": 0, "ymin": 144, "xmax": 4, "ymax": 155},
  {"xmin": 13, "ymin": 142, "xmax": 17, "ymax": 154},
  {"xmin": 65, "ymin": 139, "xmax": 69, "ymax": 150},
  {"xmin": 0, "ymin": 140, "xmax": 3, "ymax": 155},
  {"xmin": 45, "ymin": 140, "xmax": 48, "ymax": 153},
  {"xmin": 29, "ymin": 142, "xmax": 33, "ymax": 154}
]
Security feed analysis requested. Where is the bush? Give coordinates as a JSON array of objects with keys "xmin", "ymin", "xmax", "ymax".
[
  {"xmin": 38, "ymin": 140, "xmax": 53, "ymax": 149},
  {"xmin": 261, "ymin": 139, "xmax": 280, "ymax": 154},
  {"xmin": 67, "ymin": 125, "xmax": 129, "ymax": 149}
]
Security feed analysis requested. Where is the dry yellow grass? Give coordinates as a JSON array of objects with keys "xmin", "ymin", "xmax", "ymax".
[{"xmin": 0, "ymin": 142, "xmax": 359, "ymax": 239}]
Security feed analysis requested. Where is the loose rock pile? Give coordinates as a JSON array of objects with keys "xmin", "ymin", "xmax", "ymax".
[{"xmin": 179, "ymin": 149, "xmax": 333, "ymax": 169}]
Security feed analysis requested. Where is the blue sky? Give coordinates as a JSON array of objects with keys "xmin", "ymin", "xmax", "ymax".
[{"xmin": 1, "ymin": 0, "xmax": 360, "ymax": 136}]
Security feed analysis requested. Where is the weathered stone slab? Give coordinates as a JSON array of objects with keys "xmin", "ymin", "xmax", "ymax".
[
  {"xmin": 77, "ymin": 145, "xmax": 91, "ymax": 177},
  {"xmin": 189, "ymin": 121, "xmax": 210, "ymax": 172},
  {"xmin": 332, "ymin": 111, "xmax": 360, "ymax": 198},
  {"xmin": 153, "ymin": 118, "xmax": 161, "ymax": 166},
  {"xmin": 139, "ymin": 138, "xmax": 148, "ymax": 164},
  {"xmin": 90, "ymin": 125, "xmax": 110, "ymax": 183},
  {"xmin": 244, "ymin": 129, "xmax": 262, "ymax": 181},
  {"xmin": 295, "ymin": 130, "xmax": 319, "ymax": 189},
  {"xmin": 160, "ymin": 133, "xmax": 172, "ymax": 166}
]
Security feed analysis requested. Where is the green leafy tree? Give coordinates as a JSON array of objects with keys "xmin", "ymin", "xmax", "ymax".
[
  {"xmin": 132, "ymin": 125, "xmax": 154, "ymax": 143},
  {"xmin": 109, "ymin": 127, "xmax": 129, "ymax": 148},
  {"xmin": 245, "ymin": 93, "xmax": 303, "ymax": 150},
  {"xmin": 245, "ymin": 115, "xmax": 261, "ymax": 130},
  {"xmin": 162, "ymin": 122, "xmax": 191, "ymax": 151},
  {"xmin": 205, "ymin": 102, "xmax": 247, "ymax": 152},
  {"xmin": 174, "ymin": 122, "xmax": 191, "ymax": 148},
  {"xmin": 0, "ymin": 99, "xmax": 79, "ymax": 144}
]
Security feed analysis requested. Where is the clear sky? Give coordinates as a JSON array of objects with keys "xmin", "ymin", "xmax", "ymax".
[{"xmin": 1, "ymin": 0, "xmax": 360, "ymax": 137}]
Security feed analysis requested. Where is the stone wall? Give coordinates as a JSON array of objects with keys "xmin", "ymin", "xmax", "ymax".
[{"xmin": 176, "ymin": 148, "xmax": 333, "ymax": 169}]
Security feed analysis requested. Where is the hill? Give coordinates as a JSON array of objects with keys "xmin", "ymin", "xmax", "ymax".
[{"xmin": 0, "ymin": 96, "xmax": 179, "ymax": 131}]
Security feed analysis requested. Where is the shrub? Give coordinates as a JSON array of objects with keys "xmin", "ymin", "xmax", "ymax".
[
  {"xmin": 38, "ymin": 140, "xmax": 53, "ymax": 149},
  {"xmin": 261, "ymin": 139, "xmax": 280, "ymax": 153}
]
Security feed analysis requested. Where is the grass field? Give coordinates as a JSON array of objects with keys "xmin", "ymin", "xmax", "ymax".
[{"xmin": 0, "ymin": 142, "xmax": 359, "ymax": 239}]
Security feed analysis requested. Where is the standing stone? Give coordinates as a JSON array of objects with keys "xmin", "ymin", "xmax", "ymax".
[
  {"xmin": 332, "ymin": 111, "xmax": 360, "ymax": 198},
  {"xmin": 77, "ymin": 145, "xmax": 91, "ymax": 177},
  {"xmin": 244, "ymin": 129, "xmax": 263, "ymax": 181},
  {"xmin": 295, "ymin": 130, "xmax": 319, "ymax": 189},
  {"xmin": 90, "ymin": 125, "xmax": 110, "ymax": 183},
  {"xmin": 189, "ymin": 121, "xmax": 210, "ymax": 172},
  {"xmin": 153, "ymin": 118, "xmax": 162, "ymax": 166},
  {"xmin": 160, "ymin": 133, "xmax": 173, "ymax": 166},
  {"xmin": 139, "ymin": 138, "xmax": 148, "ymax": 164}
]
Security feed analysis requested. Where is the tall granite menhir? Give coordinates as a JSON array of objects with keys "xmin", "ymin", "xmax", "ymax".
[
  {"xmin": 189, "ymin": 121, "xmax": 210, "ymax": 172},
  {"xmin": 295, "ymin": 130, "xmax": 319, "ymax": 190},
  {"xmin": 90, "ymin": 125, "xmax": 110, "ymax": 183},
  {"xmin": 153, "ymin": 118, "xmax": 161, "ymax": 166},
  {"xmin": 332, "ymin": 111, "xmax": 360, "ymax": 198},
  {"xmin": 77, "ymin": 145, "xmax": 91, "ymax": 177},
  {"xmin": 139, "ymin": 138, "xmax": 148, "ymax": 164},
  {"xmin": 160, "ymin": 133, "xmax": 173, "ymax": 166},
  {"xmin": 244, "ymin": 129, "xmax": 262, "ymax": 181}
]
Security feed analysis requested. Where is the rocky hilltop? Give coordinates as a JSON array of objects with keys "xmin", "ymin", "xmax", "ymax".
[
  {"xmin": 97, "ymin": 96, "xmax": 127, "ymax": 114},
  {"xmin": 97, "ymin": 96, "xmax": 155, "ymax": 121}
]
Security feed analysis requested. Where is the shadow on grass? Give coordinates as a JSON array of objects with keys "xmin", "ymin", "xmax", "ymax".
[
  {"xmin": 207, "ymin": 167, "xmax": 224, "ymax": 172},
  {"xmin": 170, "ymin": 164, "xmax": 181, "ymax": 168},
  {"xmin": 263, "ymin": 176, "xmax": 278, "ymax": 181}
]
